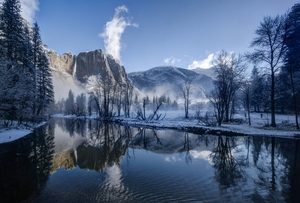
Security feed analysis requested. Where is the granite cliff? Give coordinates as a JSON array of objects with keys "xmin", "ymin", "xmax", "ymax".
[
  {"xmin": 47, "ymin": 50, "xmax": 76, "ymax": 75},
  {"xmin": 46, "ymin": 49, "xmax": 133, "ymax": 99},
  {"xmin": 75, "ymin": 50, "xmax": 129, "ymax": 85}
]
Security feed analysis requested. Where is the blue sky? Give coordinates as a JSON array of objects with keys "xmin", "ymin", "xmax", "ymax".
[{"xmin": 15, "ymin": 0, "xmax": 300, "ymax": 72}]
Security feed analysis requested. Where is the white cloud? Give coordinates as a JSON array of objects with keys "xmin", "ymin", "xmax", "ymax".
[
  {"xmin": 187, "ymin": 53, "xmax": 214, "ymax": 70},
  {"xmin": 0, "ymin": 0, "xmax": 40, "ymax": 24},
  {"xmin": 100, "ymin": 5, "xmax": 138, "ymax": 62},
  {"xmin": 164, "ymin": 57, "xmax": 181, "ymax": 64},
  {"xmin": 20, "ymin": 0, "xmax": 39, "ymax": 24}
]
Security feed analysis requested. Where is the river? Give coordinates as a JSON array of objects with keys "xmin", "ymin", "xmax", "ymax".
[{"xmin": 0, "ymin": 117, "xmax": 299, "ymax": 202}]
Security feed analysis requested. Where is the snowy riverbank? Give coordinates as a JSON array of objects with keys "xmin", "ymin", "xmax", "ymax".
[
  {"xmin": 1, "ymin": 111, "xmax": 299, "ymax": 144},
  {"xmin": 0, "ymin": 122, "xmax": 46, "ymax": 144},
  {"xmin": 52, "ymin": 111, "xmax": 300, "ymax": 139}
]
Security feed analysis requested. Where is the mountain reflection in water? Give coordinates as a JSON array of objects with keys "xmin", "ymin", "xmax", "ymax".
[{"xmin": 0, "ymin": 117, "xmax": 299, "ymax": 203}]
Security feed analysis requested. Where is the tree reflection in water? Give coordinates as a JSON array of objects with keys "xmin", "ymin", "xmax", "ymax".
[
  {"xmin": 0, "ymin": 123, "xmax": 55, "ymax": 203},
  {"xmin": 210, "ymin": 136, "xmax": 246, "ymax": 189},
  {"xmin": 178, "ymin": 132, "xmax": 193, "ymax": 164},
  {"xmin": 209, "ymin": 135, "xmax": 300, "ymax": 202},
  {"xmin": 250, "ymin": 136, "xmax": 300, "ymax": 202},
  {"xmin": 131, "ymin": 128, "xmax": 163, "ymax": 151},
  {"xmin": 75, "ymin": 122, "xmax": 133, "ymax": 172}
]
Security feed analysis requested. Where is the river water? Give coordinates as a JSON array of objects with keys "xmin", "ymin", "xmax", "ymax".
[{"xmin": 0, "ymin": 118, "xmax": 299, "ymax": 203}]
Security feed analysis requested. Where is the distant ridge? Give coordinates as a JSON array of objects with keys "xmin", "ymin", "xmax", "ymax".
[
  {"xmin": 191, "ymin": 67, "xmax": 215, "ymax": 78},
  {"xmin": 128, "ymin": 66, "xmax": 214, "ymax": 101}
]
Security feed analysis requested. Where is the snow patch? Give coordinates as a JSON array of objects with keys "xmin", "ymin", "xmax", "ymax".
[{"xmin": 0, "ymin": 128, "xmax": 32, "ymax": 144}]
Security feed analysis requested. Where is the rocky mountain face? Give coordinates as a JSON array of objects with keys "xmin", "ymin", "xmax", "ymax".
[
  {"xmin": 47, "ymin": 49, "xmax": 132, "ymax": 99},
  {"xmin": 47, "ymin": 50, "xmax": 76, "ymax": 75},
  {"xmin": 75, "ymin": 50, "xmax": 129, "ymax": 85},
  {"xmin": 128, "ymin": 66, "xmax": 214, "ymax": 101}
]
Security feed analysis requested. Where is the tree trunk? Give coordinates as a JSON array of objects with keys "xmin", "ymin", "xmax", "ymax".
[
  {"xmin": 271, "ymin": 72, "xmax": 276, "ymax": 127},
  {"xmin": 290, "ymin": 72, "xmax": 299, "ymax": 129}
]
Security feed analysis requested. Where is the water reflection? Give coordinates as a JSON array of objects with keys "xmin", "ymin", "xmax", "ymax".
[
  {"xmin": 0, "ymin": 123, "xmax": 54, "ymax": 203},
  {"xmin": 211, "ymin": 137, "xmax": 246, "ymax": 188},
  {"xmin": 52, "ymin": 121, "xmax": 133, "ymax": 173},
  {"xmin": 0, "ymin": 118, "xmax": 299, "ymax": 202}
]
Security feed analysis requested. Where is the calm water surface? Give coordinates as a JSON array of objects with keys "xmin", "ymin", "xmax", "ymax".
[{"xmin": 0, "ymin": 118, "xmax": 299, "ymax": 203}]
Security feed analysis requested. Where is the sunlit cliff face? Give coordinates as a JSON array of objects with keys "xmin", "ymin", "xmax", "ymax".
[{"xmin": 47, "ymin": 48, "xmax": 133, "ymax": 101}]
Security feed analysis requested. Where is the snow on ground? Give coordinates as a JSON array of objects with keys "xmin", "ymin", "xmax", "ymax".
[
  {"xmin": 0, "ymin": 128, "xmax": 32, "ymax": 144},
  {"xmin": 0, "ymin": 122, "xmax": 46, "ymax": 144},
  {"xmin": 110, "ymin": 110, "xmax": 300, "ymax": 138},
  {"xmin": 2, "ymin": 110, "xmax": 299, "ymax": 144},
  {"xmin": 29, "ymin": 110, "xmax": 300, "ymax": 141}
]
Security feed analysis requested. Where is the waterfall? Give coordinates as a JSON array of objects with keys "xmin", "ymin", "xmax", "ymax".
[{"xmin": 73, "ymin": 56, "xmax": 77, "ymax": 79}]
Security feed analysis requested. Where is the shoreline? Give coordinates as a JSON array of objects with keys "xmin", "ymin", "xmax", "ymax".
[
  {"xmin": 52, "ymin": 113, "xmax": 300, "ymax": 139},
  {"xmin": 1, "ymin": 113, "xmax": 299, "ymax": 145},
  {"xmin": 0, "ymin": 122, "xmax": 46, "ymax": 144},
  {"xmin": 109, "ymin": 117, "xmax": 300, "ymax": 139}
]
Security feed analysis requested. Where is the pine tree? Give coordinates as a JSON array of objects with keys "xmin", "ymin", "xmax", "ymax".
[
  {"xmin": 36, "ymin": 53, "xmax": 54, "ymax": 116},
  {"xmin": 65, "ymin": 90, "xmax": 75, "ymax": 115},
  {"xmin": 250, "ymin": 66, "xmax": 264, "ymax": 112},
  {"xmin": 0, "ymin": 0, "xmax": 24, "ymax": 66},
  {"xmin": 0, "ymin": 0, "xmax": 33, "ymax": 123},
  {"xmin": 32, "ymin": 22, "xmax": 42, "ymax": 115},
  {"xmin": 281, "ymin": 3, "xmax": 300, "ymax": 129}
]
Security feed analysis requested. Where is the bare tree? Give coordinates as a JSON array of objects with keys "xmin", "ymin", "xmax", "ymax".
[
  {"xmin": 207, "ymin": 88, "xmax": 225, "ymax": 126},
  {"xmin": 208, "ymin": 51, "xmax": 245, "ymax": 126},
  {"xmin": 181, "ymin": 77, "xmax": 192, "ymax": 119},
  {"xmin": 123, "ymin": 82, "xmax": 134, "ymax": 118},
  {"xmin": 115, "ymin": 85, "xmax": 123, "ymax": 116},
  {"xmin": 136, "ymin": 99, "xmax": 166, "ymax": 121},
  {"xmin": 245, "ymin": 15, "xmax": 288, "ymax": 127},
  {"xmin": 242, "ymin": 81, "xmax": 251, "ymax": 126},
  {"xmin": 87, "ymin": 74, "xmax": 115, "ymax": 118}
]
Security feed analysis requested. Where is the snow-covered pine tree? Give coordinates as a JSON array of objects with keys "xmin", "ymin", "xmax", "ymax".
[
  {"xmin": 18, "ymin": 24, "xmax": 35, "ymax": 122},
  {"xmin": 65, "ymin": 90, "xmax": 75, "ymax": 115},
  {"xmin": 36, "ymin": 52, "xmax": 54, "ymax": 116},
  {"xmin": 74, "ymin": 93, "xmax": 86, "ymax": 116},
  {"xmin": 0, "ymin": 0, "xmax": 34, "ymax": 124},
  {"xmin": 32, "ymin": 22, "xmax": 42, "ymax": 115}
]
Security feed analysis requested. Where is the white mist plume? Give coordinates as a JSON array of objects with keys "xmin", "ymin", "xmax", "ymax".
[
  {"xmin": 0, "ymin": 0, "xmax": 39, "ymax": 24},
  {"xmin": 100, "ymin": 5, "xmax": 138, "ymax": 62}
]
